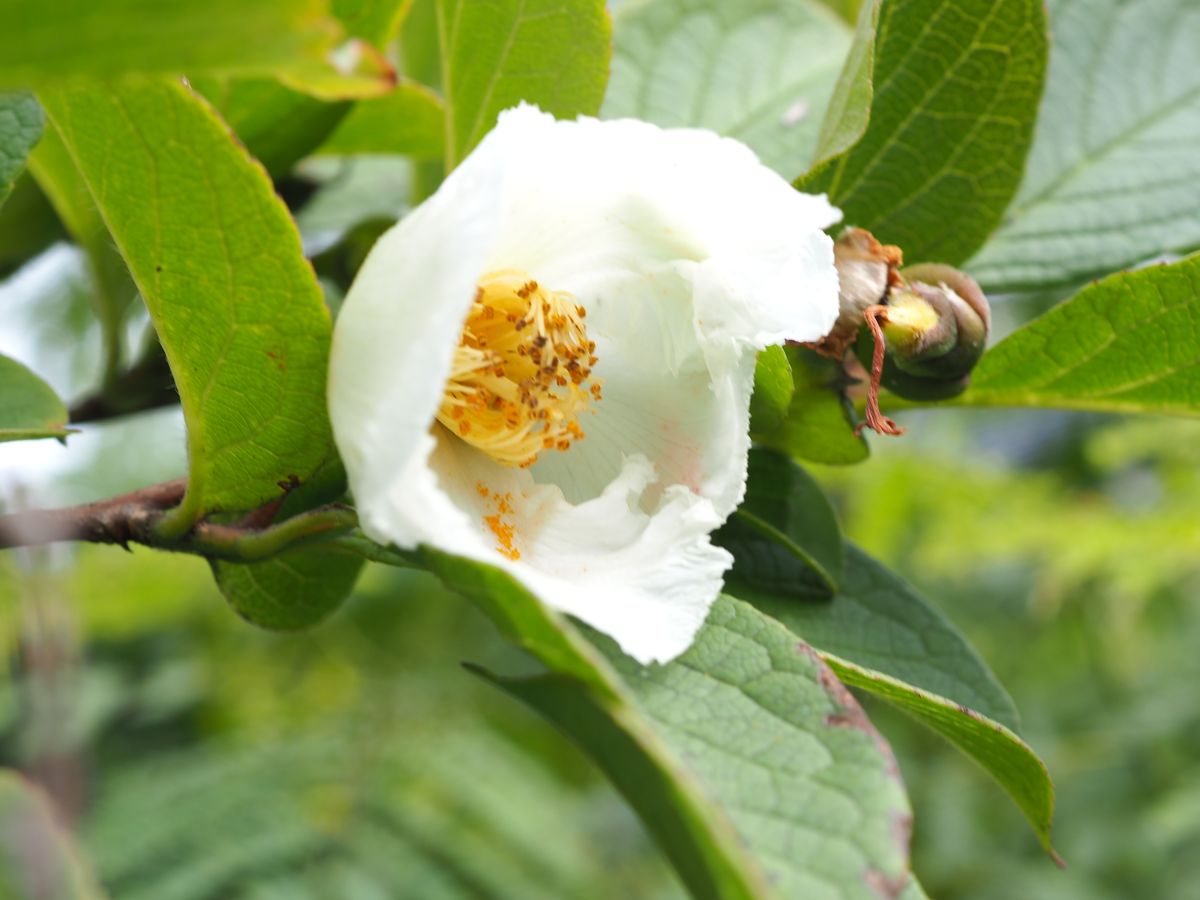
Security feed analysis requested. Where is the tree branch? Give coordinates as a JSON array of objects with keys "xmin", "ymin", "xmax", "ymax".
[{"xmin": 0, "ymin": 479, "xmax": 358, "ymax": 562}]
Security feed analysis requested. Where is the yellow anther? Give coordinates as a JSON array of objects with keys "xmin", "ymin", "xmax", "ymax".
[{"xmin": 437, "ymin": 270, "xmax": 600, "ymax": 466}]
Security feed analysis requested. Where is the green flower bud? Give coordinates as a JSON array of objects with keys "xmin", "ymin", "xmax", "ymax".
[{"xmin": 856, "ymin": 264, "xmax": 990, "ymax": 401}]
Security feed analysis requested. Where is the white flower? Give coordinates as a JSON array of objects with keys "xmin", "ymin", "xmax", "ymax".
[{"xmin": 328, "ymin": 105, "xmax": 840, "ymax": 664}]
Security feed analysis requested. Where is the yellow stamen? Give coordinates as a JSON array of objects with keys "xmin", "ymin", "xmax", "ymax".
[{"xmin": 438, "ymin": 270, "xmax": 599, "ymax": 467}]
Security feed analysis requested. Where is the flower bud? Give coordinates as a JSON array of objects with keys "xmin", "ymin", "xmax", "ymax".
[{"xmin": 856, "ymin": 264, "xmax": 990, "ymax": 401}]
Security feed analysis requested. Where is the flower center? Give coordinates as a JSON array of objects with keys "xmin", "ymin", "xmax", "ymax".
[{"xmin": 437, "ymin": 270, "xmax": 601, "ymax": 467}]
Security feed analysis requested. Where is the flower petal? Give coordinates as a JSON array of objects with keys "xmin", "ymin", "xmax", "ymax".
[
  {"xmin": 511, "ymin": 456, "xmax": 733, "ymax": 664},
  {"xmin": 480, "ymin": 105, "xmax": 842, "ymax": 372},
  {"xmin": 423, "ymin": 443, "xmax": 731, "ymax": 664}
]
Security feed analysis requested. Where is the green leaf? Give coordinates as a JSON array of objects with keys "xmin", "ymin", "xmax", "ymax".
[
  {"xmin": 958, "ymin": 253, "xmax": 1200, "ymax": 415},
  {"xmin": 436, "ymin": 0, "xmax": 611, "ymax": 168},
  {"xmin": 418, "ymin": 548, "xmax": 620, "ymax": 696},
  {"xmin": 0, "ymin": 353, "xmax": 70, "ymax": 443},
  {"xmin": 0, "ymin": 91, "xmax": 42, "ymax": 208},
  {"xmin": 474, "ymin": 666, "xmax": 769, "ymax": 900},
  {"xmin": 968, "ymin": 0, "xmax": 1200, "ymax": 292},
  {"xmin": 401, "ymin": 0, "xmax": 443, "ymax": 89},
  {"xmin": 320, "ymin": 79, "xmax": 446, "ymax": 159},
  {"xmin": 213, "ymin": 550, "xmax": 364, "ymax": 630},
  {"xmin": 757, "ymin": 345, "xmax": 868, "ymax": 465},
  {"xmin": 729, "ymin": 542, "xmax": 1018, "ymax": 730},
  {"xmin": 487, "ymin": 595, "xmax": 913, "ymax": 900},
  {"xmin": 417, "ymin": 549, "xmax": 912, "ymax": 899},
  {"xmin": 899, "ymin": 875, "xmax": 931, "ymax": 900},
  {"xmin": 718, "ymin": 447, "xmax": 845, "ymax": 593},
  {"xmin": 0, "ymin": 0, "xmax": 343, "ymax": 87},
  {"xmin": 602, "ymin": 0, "xmax": 852, "ymax": 178},
  {"xmin": 0, "ymin": 172, "xmax": 65, "ymax": 277},
  {"xmin": 799, "ymin": 0, "xmax": 1048, "ymax": 265},
  {"xmin": 194, "ymin": 78, "xmax": 350, "ymax": 178},
  {"xmin": 827, "ymin": 656, "xmax": 1057, "ymax": 857},
  {"xmin": 334, "ymin": 0, "xmax": 413, "ymax": 46},
  {"xmin": 28, "ymin": 126, "xmax": 136, "ymax": 385},
  {"xmin": 814, "ymin": 0, "xmax": 865, "ymax": 22},
  {"xmin": 40, "ymin": 81, "xmax": 338, "ymax": 526},
  {"xmin": 810, "ymin": 0, "xmax": 880, "ymax": 167},
  {"xmin": 611, "ymin": 599, "xmax": 911, "ymax": 897},
  {"xmin": 726, "ymin": 544, "xmax": 1057, "ymax": 852},
  {"xmin": 417, "ymin": 554, "xmax": 768, "ymax": 898},
  {"xmin": 748, "ymin": 346, "xmax": 794, "ymax": 436},
  {"xmin": 0, "ymin": 771, "xmax": 105, "ymax": 898}
]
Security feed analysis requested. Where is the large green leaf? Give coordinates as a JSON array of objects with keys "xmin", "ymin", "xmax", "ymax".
[
  {"xmin": 717, "ymin": 447, "xmax": 845, "ymax": 593},
  {"xmin": 0, "ymin": 771, "xmax": 104, "ymax": 899},
  {"xmin": 799, "ymin": 0, "xmax": 1048, "ymax": 266},
  {"xmin": 0, "ymin": 92, "xmax": 42, "ymax": 208},
  {"xmin": 601, "ymin": 0, "xmax": 851, "ymax": 178},
  {"xmin": 319, "ymin": 79, "xmax": 446, "ymax": 159},
  {"xmin": 414, "ymin": 547, "xmax": 912, "ymax": 900},
  {"xmin": 435, "ymin": 0, "xmax": 611, "ymax": 167},
  {"xmin": 729, "ymin": 542, "xmax": 1018, "ymax": 729},
  {"xmin": 0, "ymin": 0, "xmax": 341, "ymax": 87},
  {"xmin": 827, "ymin": 656, "xmax": 1057, "ymax": 857},
  {"xmin": 755, "ymin": 345, "xmax": 868, "ymax": 465},
  {"xmin": 28, "ymin": 127, "xmax": 136, "ymax": 385},
  {"xmin": 725, "ymin": 542, "xmax": 1056, "ymax": 852},
  {"xmin": 597, "ymin": 597, "xmax": 911, "ymax": 899},
  {"xmin": 968, "ymin": 0, "xmax": 1200, "ymax": 292},
  {"xmin": 40, "ymin": 81, "xmax": 338, "ymax": 527},
  {"xmin": 0, "ymin": 353, "xmax": 70, "ymax": 443},
  {"xmin": 958, "ymin": 253, "xmax": 1200, "ymax": 415},
  {"xmin": 213, "ymin": 550, "xmax": 365, "ymax": 631},
  {"xmin": 485, "ymin": 595, "xmax": 912, "ymax": 900}
]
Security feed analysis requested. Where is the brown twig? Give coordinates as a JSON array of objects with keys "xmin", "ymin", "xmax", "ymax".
[
  {"xmin": 0, "ymin": 478, "xmax": 357, "ymax": 562},
  {"xmin": 0, "ymin": 479, "xmax": 188, "ymax": 549},
  {"xmin": 854, "ymin": 305, "xmax": 905, "ymax": 438}
]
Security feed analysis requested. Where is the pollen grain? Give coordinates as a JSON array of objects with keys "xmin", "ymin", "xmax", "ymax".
[{"xmin": 477, "ymin": 481, "xmax": 521, "ymax": 560}]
